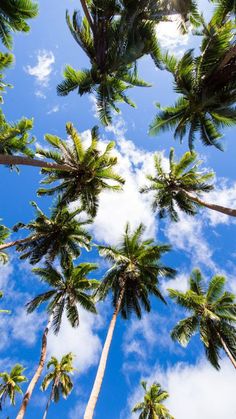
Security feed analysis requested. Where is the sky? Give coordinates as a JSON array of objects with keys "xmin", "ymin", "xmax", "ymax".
[{"xmin": 1, "ymin": 0, "xmax": 236, "ymax": 418}]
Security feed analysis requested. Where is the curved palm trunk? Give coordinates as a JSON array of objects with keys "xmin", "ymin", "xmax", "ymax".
[
  {"xmin": 16, "ymin": 313, "xmax": 54, "ymax": 419},
  {"xmin": 83, "ymin": 288, "xmax": 125, "ymax": 419},
  {"xmin": 0, "ymin": 236, "xmax": 33, "ymax": 251},
  {"xmin": 0, "ymin": 154, "xmax": 70, "ymax": 171},
  {"xmin": 184, "ymin": 191, "xmax": 236, "ymax": 217},
  {"xmin": 218, "ymin": 334, "xmax": 236, "ymax": 369}
]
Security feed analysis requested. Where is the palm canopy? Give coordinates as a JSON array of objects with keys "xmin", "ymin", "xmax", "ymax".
[
  {"xmin": 26, "ymin": 261, "xmax": 99, "ymax": 334},
  {"xmin": 57, "ymin": 0, "xmax": 159, "ymax": 125},
  {"xmin": 0, "ymin": 0, "xmax": 38, "ymax": 49},
  {"xmin": 149, "ymin": 19, "xmax": 236, "ymax": 150},
  {"xmin": 0, "ymin": 222, "xmax": 10, "ymax": 263},
  {"xmin": 132, "ymin": 380, "xmax": 174, "ymax": 419},
  {"xmin": 12, "ymin": 201, "xmax": 92, "ymax": 264},
  {"xmin": 140, "ymin": 148, "xmax": 214, "ymax": 222},
  {"xmin": 169, "ymin": 269, "xmax": 236, "ymax": 369},
  {"xmin": 37, "ymin": 122, "xmax": 125, "ymax": 217},
  {"xmin": 212, "ymin": 0, "xmax": 236, "ymax": 24},
  {"xmin": 0, "ymin": 52, "xmax": 13, "ymax": 103},
  {"xmin": 0, "ymin": 109, "xmax": 34, "ymax": 166},
  {"xmin": 0, "ymin": 364, "xmax": 27, "ymax": 410},
  {"xmin": 97, "ymin": 223, "xmax": 176, "ymax": 319},
  {"xmin": 41, "ymin": 353, "xmax": 75, "ymax": 402}
]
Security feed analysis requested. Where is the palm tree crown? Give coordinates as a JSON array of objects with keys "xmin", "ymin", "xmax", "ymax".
[
  {"xmin": 149, "ymin": 18, "xmax": 236, "ymax": 150},
  {"xmin": 0, "ymin": 52, "xmax": 13, "ymax": 103},
  {"xmin": 26, "ymin": 261, "xmax": 98, "ymax": 334},
  {"xmin": 12, "ymin": 201, "xmax": 92, "ymax": 264},
  {"xmin": 37, "ymin": 122, "xmax": 125, "ymax": 217},
  {"xmin": 0, "ymin": 0, "xmax": 38, "ymax": 49},
  {"xmin": 41, "ymin": 353, "xmax": 75, "ymax": 402},
  {"xmin": 0, "ymin": 109, "xmax": 34, "ymax": 167},
  {"xmin": 0, "ymin": 364, "xmax": 27, "ymax": 410},
  {"xmin": 169, "ymin": 269, "xmax": 236, "ymax": 369},
  {"xmin": 98, "ymin": 223, "xmax": 176, "ymax": 318},
  {"xmin": 132, "ymin": 380, "xmax": 174, "ymax": 419},
  {"xmin": 141, "ymin": 148, "xmax": 214, "ymax": 221}
]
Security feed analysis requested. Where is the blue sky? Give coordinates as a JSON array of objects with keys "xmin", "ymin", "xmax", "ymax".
[{"xmin": 1, "ymin": 0, "xmax": 236, "ymax": 418}]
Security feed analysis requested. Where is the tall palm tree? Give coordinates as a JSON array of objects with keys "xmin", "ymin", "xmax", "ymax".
[
  {"xmin": 0, "ymin": 201, "xmax": 92, "ymax": 264},
  {"xmin": 0, "ymin": 52, "xmax": 13, "ymax": 103},
  {"xmin": 41, "ymin": 353, "xmax": 75, "ymax": 419},
  {"xmin": 149, "ymin": 19, "xmax": 236, "ymax": 150},
  {"xmin": 132, "ymin": 381, "xmax": 174, "ymax": 419},
  {"xmin": 0, "ymin": 0, "xmax": 38, "ymax": 49},
  {"xmin": 0, "ymin": 364, "xmax": 27, "ymax": 411},
  {"xmin": 17, "ymin": 261, "xmax": 98, "ymax": 419},
  {"xmin": 37, "ymin": 122, "xmax": 125, "ymax": 216},
  {"xmin": 84, "ymin": 223, "xmax": 175, "ymax": 419},
  {"xmin": 141, "ymin": 148, "xmax": 236, "ymax": 221},
  {"xmin": 212, "ymin": 0, "xmax": 236, "ymax": 24},
  {"xmin": 0, "ymin": 222, "xmax": 10, "ymax": 263},
  {"xmin": 169, "ymin": 269, "xmax": 236, "ymax": 369},
  {"xmin": 57, "ymin": 1, "xmax": 162, "ymax": 125}
]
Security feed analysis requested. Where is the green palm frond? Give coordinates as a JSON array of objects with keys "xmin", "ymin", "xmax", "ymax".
[
  {"xmin": 169, "ymin": 269, "xmax": 236, "ymax": 369},
  {"xmin": 0, "ymin": 364, "xmax": 27, "ymax": 410},
  {"xmin": 132, "ymin": 381, "xmax": 174, "ymax": 418}
]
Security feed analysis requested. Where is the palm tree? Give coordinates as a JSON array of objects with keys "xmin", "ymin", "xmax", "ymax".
[
  {"xmin": 169, "ymin": 269, "xmax": 236, "ymax": 369},
  {"xmin": 0, "ymin": 201, "xmax": 92, "ymax": 264},
  {"xmin": 0, "ymin": 0, "xmax": 38, "ymax": 49},
  {"xmin": 37, "ymin": 122, "xmax": 125, "ymax": 216},
  {"xmin": 57, "ymin": 1, "xmax": 161, "ymax": 125},
  {"xmin": 84, "ymin": 223, "xmax": 175, "ymax": 419},
  {"xmin": 17, "ymin": 261, "xmax": 98, "ymax": 419},
  {"xmin": 0, "ymin": 222, "xmax": 10, "ymax": 263},
  {"xmin": 132, "ymin": 381, "xmax": 174, "ymax": 419},
  {"xmin": 149, "ymin": 19, "xmax": 236, "ymax": 150},
  {"xmin": 212, "ymin": 0, "xmax": 236, "ymax": 24},
  {"xmin": 0, "ymin": 364, "xmax": 27, "ymax": 411},
  {"xmin": 41, "ymin": 353, "xmax": 75, "ymax": 419},
  {"xmin": 0, "ymin": 52, "xmax": 13, "ymax": 103},
  {"xmin": 0, "ymin": 291, "xmax": 10, "ymax": 314},
  {"xmin": 141, "ymin": 148, "xmax": 236, "ymax": 221}
]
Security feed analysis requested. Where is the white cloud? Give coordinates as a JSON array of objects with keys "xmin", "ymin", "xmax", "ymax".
[
  {"xmin": 35, "ymin": 90, "xmax": 46, "ymax": 99},
  {"xmin": 202, "ymin": 180, "xmax": 236, "ymax": 226},
  {"xmin": 128, "ymin": 358, "xmax": 236, "ymax": 419},
  {"xmin": 25, "ymin": 50, "xmax": 55, "ymax": 86},
  {"xmin": 156, "ymin": 17, "xmax": 190, "ymax": 55},
  {"xmin": 11, "ymin": 308, "xmax": 45, "ymax": 346},
  {"xmin": 47, "ymin": 309, "xmax": 102, "ymax": 373},
  {"xmin": 165, "ymin": 212, "xmax": 216, "ymax": 270},
  {"xmin": 161, "ymin": 272, "xmax": 189, "ymax": 296},
  {"xmin": 47, "ymin": 105, "xmax": 60, "ymax": 115}
]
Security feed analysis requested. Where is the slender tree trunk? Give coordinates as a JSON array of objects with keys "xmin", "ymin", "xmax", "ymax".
[
  {"xmin": 183, "ymin": 191, "xmax": 236, "ymax": 217},
  {"xmin": 42, "ymin": 384, "xmax": 55, "ymax": 419},
  {"xmin": 16, "ymin": 313, "xmax": 54, "ymax": 419},
  {"xmin": 0, "ymin": 154, "xmax": 71, "ymax": 171},
  {"xmin": 80, "ymin": 0, "xmax": 94, "ymax": 31},
  {"xmin": 0, "ymin": 236, "xmax": 33, "ymax": 251},
  {"xmin": 218, "ymin": 334, "xmax": 236, "ymax": 369},
  {"xmin": 83, "ymin": 288, "xmax": 125, "ymax": 419}
]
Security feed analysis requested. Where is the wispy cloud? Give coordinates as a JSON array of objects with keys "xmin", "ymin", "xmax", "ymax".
[
  {"xmin": 25, "ymin": 50, "xmax": 55, "ymax": 86},
  {"xmin": 47, "ymin": 105, "xmax": 60, "ymax": 115}
]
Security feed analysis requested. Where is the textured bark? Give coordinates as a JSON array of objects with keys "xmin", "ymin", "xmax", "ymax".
[
  {"xmin": 16, "ymin": 314, "xmax": 54, "ymax": 419},
  {"xmin": 184, "ymin": 191, "xmax": 236, "ymax": 217},
  {"xmin": 42, "ymin": 384, "xmax": 55, "ymax": 419},
  {"xmin": 0, "ymin": 236, "xmax": 33, "ymax": 251},
  {"xmin": 83, "ymin": 288, "xmax": 125, "ymax": 419},
  {"xmin": 0, "ymin": 154, "xmax": 71, "ymax": 171},
  {"xmin": 218, "ymin": 334, "xmax": 236, "ymax": 369}
]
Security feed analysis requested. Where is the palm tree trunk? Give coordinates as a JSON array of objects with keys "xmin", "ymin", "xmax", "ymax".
[
  {"xmin": 80, "ymin": 0, "xmax": 94, "ymax": 31},
  {"xmin": 42, "ymin": 384, "xmax": 55, "ymax": 419},
  {"xmin": 0, "ymin": 154, "xmax": 70, "ymax": 171},
  {"xmin": 218, "ymin": 334, "xmax": 236, "ymax": 369},
  {"xmin": 16, "ymin": 313, "xmax": 54, "ymax": 419},
  {"xmin": 0, "ymin": 236, "xmax": 33, "ymax": 251},
  {"xmin": 183, "ymin": 191, "xmax": 236, "ymax": 217},
  {"xmin": 83, "ymin": 288, "xmax": 125, "ymax": 419}
]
